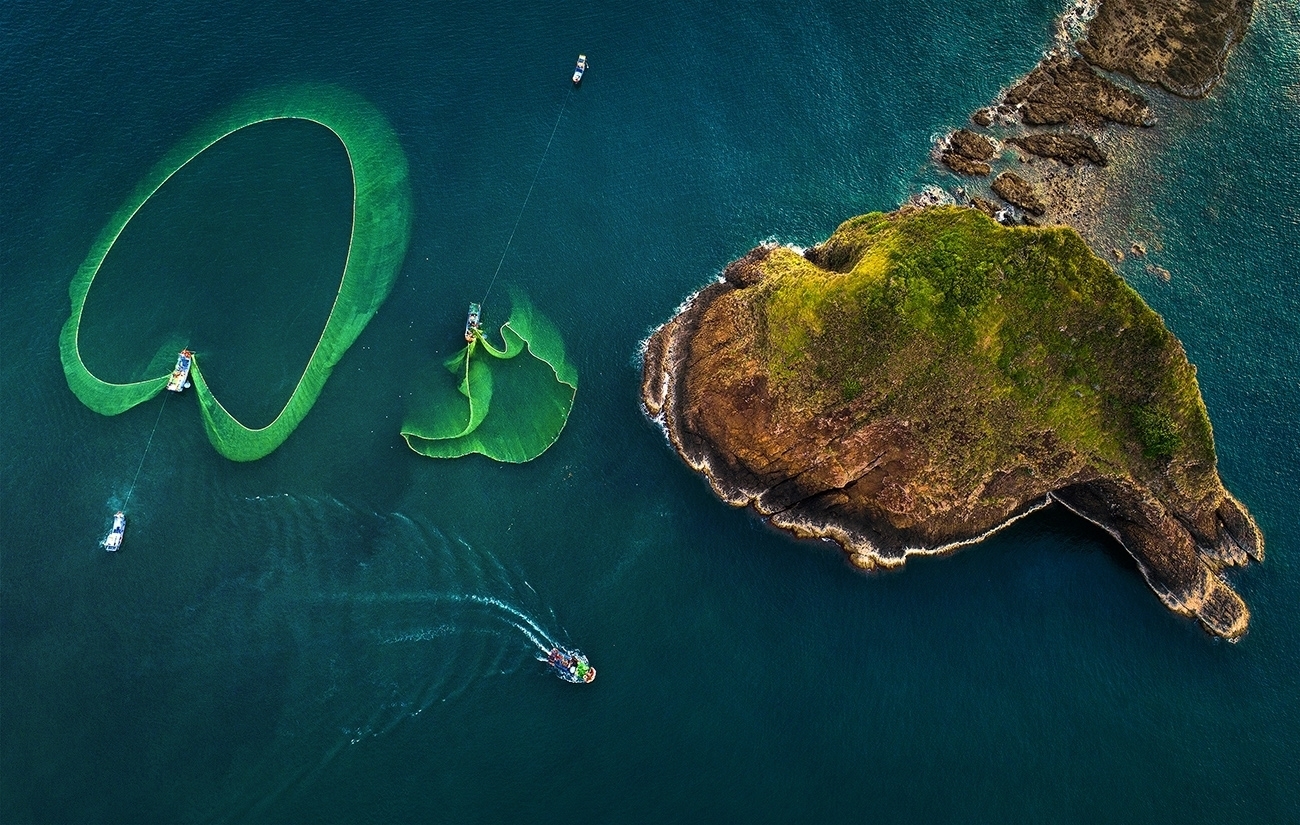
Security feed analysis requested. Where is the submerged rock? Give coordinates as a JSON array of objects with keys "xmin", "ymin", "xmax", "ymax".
[
  {"xmin": 643, "ymin": 207, "xmax": 1262, "ymax": 639},
  {"xmin": 1147, "ymin": 263, "xmax": 1173, "ymax": 282}
]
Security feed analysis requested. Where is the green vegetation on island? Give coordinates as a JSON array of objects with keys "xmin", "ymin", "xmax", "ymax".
[{"xmin": 754, "ymin": 207, "xmax": 1212, "ymax": 485}]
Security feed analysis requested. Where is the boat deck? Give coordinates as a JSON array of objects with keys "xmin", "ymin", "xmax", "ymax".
[
  {"xmin": 465, "ymin": 303, "xmax": 482, "ymax": 342},
  {"xmin": 104, "ymin": 512, "xmax": 125, "ymax": 552},
  {"xmin": 166, "ymin": 350, "xmax": 192, "ymax": 392}
]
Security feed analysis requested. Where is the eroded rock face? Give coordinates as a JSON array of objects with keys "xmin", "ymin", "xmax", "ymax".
[
  {"xmin": 970, "ymin": 196, "xmax": 1003, "ymax": 219},
  {"xmin": 643, "ymin": 208, "xmax": 1262, "ymax": 639},
  {"xmin": 941, "ymin": 153, "xmax": 992, "ymax": 177},
  {"xmin": 1052, "ymin": 479, "xmax": 1259, "ymax": 638},
  {"xmin": 949, "ymin": 129, "xmax": 997, "ymax": 161},
  {"xmin": 940, "ymin": 129, "xmax": 998, "ymax": 177},
  {"xmin": 1080, "ymin": 0, "xmax": 1254, "ymax": 97}
]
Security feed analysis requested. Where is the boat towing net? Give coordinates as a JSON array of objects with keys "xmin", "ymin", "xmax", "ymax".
[
  {"xmin": 400, "ymin": 291, "xmax": 577, "ymax": 464},
  {"xmin": 59, "ymin": 83, "xmax": 412, "ymax": 461}
]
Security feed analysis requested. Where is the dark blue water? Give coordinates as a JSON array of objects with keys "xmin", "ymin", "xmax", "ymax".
[{"xmin": 2, "ymin": 1, "xmax": 1297, "ymax": 821}]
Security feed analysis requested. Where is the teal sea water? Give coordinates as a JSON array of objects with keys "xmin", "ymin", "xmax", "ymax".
[{"xmin": 2, "ymin": 1, "xmax": 1298, "ymax": 821}]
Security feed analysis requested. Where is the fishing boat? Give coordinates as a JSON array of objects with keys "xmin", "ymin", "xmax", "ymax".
[
  {"xmin": 103, "ymin": 511, "xmax": 126, "ymax": 552},
  {"xmin": 165, "ymin": 349, "xmax": 193, "ymax": 392},
  {"xmin": 572, "ymin": 54, "xmax": 588, "ymax": 86},
  {"xmin": 546, "ymin": 647, "xmax": 595, "ymax": 683},
  {"xmin": 464, "ymin": 303, "xmax": 482, "ymax": 342}
]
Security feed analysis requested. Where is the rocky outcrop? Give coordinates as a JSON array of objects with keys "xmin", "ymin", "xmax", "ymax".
[
  {"xmin": 942, "ymin": 0, "xmax": 1253, "ymax": 228},
  {"xmin": 1003, "ymin": 55, "xmax": 1152, "ymax": 128},
  {"xmin": 940, "ymin": 129, "xmax": 998, "ymax": 177},
  {"xmin": 643, "ymin": 208, "xmax": 1263, "ymax": 639},
  {"xmin": 1080, "ymin": 0, "xmax": 1254, "ymax": 97},
  {"xmin": 1009, "ymin": 133, "xmax": 1107, "ymax": 166},
  {"xmin": 1051, "ymin": 479, "xmax": 1260, "ymax": 637},
  {"xmin": 991, "ymin": 172, "xmax": 1046, "ymax": 215},
  {"xmin": 970, "ymin": 196, "xmax": 1003, "ymax": 219},
  {"xmin": 949, "ymin": 129, "xmax": 997, "ymax": 161},
  {"xmin": 941, "ymin": 153, "xmax": 992, "ymax": 177}
]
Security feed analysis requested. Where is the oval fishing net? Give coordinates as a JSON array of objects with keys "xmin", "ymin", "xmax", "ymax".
[{"xmin": 59, "ymin": 83, "xmax": 412, "ymax": 461}]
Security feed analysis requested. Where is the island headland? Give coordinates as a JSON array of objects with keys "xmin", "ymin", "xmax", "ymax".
[
  {"xmin": 642, "ymin": 0, "xmax": 1264, "ymax": 637},
  {"xmin": 642, "ymin": 208, "xmax": 1263, "ymax": 638}
]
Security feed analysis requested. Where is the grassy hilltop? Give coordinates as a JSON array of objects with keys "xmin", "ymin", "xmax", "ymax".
[{"xmin": 752, "ymin": 206, "xmax": 1215, "ymax": 494}]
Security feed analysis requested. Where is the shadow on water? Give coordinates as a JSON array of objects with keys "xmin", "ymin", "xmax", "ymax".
[{"xmin": 1030, "ymin": 501, "xmax": 1143, "ymax": 576}]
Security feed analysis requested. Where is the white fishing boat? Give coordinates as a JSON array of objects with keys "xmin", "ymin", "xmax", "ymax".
[
  {"xmin": 166, "ymin": 349, "xmax": 193, "ymax": 392},
  {"xmin": 465, "ymin": 303, "xmax": 482, "ymax": 342},
  {"xmin": 572, "ymin": 54, "xmax": 588, "ymax": 85},
  {"xmin": 103, "ymin": 511, "xmax": 126, "ymax": 552}
]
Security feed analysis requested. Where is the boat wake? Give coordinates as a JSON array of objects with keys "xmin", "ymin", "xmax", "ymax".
[{"xmin": 206, "ymin": 494, "xmax": 583, "ymax": 819}]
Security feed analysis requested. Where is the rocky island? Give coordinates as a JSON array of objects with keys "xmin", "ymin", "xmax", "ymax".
[{"xmin": 642, "ymin": 207, "xmax": 1262, "ymax": 638}]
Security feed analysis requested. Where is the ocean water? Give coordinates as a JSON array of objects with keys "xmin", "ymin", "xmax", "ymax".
[{"xmin": 2, "ymin": 1, "xmax": 1297, "ymax": 822}]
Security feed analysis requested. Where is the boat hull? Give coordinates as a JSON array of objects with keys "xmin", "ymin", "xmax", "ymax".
[{"xmin": 465, "ymin": 303, "xmax": 482, "ymax": 342}]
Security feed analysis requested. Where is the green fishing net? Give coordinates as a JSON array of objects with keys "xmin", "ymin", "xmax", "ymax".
[
  {"xmin": 59, "ymin": 83, "xmax": 412, "ymax": 461},
  {"xmin": 401, "ymin": 292, "xmax": 578, "ymax": 463}
]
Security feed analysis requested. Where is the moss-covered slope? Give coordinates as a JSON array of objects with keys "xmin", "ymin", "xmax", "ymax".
[
  {"xmin": 760, "ymin": 207, "xmax": 1212, "ymax": 479},
  {"xmin": 643, "ymin": 206, "xmax": 1262, "ymax": 639}
]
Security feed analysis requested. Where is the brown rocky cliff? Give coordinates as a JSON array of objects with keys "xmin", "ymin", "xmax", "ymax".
[
  {"xmin": 1009, "ymin": 133, "xmax": 1108, "ymax": 166},
  {"xmin": 1003, "ymin": 55, "xmax": 1153, "ymax": 128},
  {"xmin": 992, "ymin": 172, "xmax": 1047, "ymax": 215}
]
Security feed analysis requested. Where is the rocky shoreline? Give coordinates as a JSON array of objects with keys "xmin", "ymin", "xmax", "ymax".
[
  {"xmin": 641, "ymin": 271, "xmax": 1059, "ymax": 569},
  {"xmin": 939, "ymin": 0, "xmax": 1253, "ymax": 240}
]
